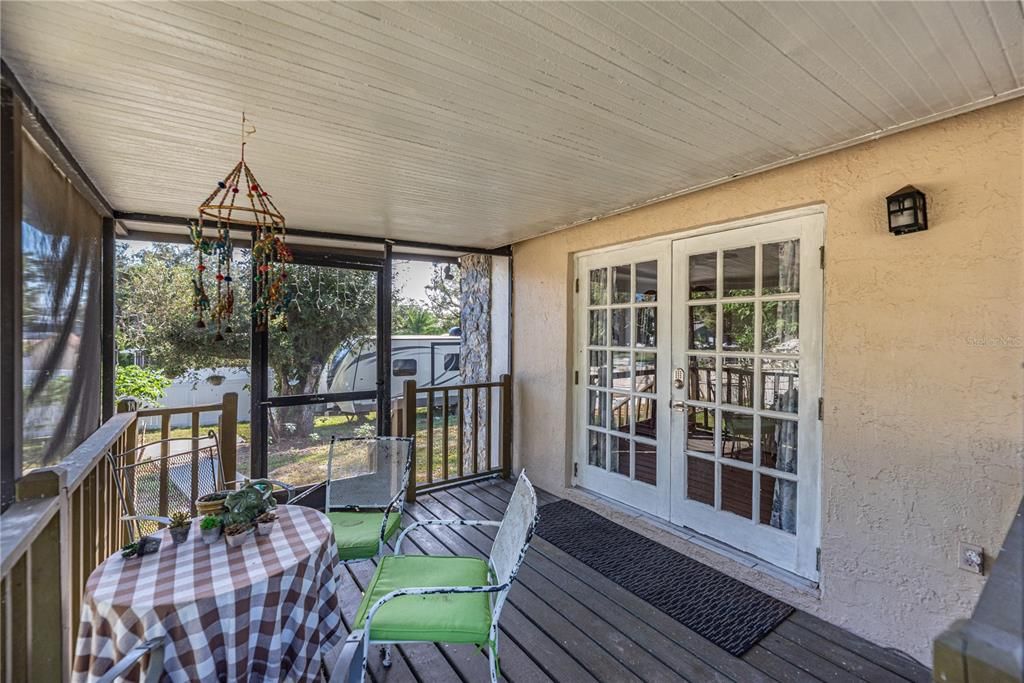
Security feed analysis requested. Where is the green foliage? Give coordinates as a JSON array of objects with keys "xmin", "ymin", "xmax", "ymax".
[
  {"xmin": 115, "ymin": 364, "xmax": 172, "ymax": 405},
  {"xmin": 424, "ymin": 264, "xmax": 461, "ymax": 331},
  {"xmin": 222, "ymin": 483, "xmax": 274, "ymax": 526},
  {"xmin": 393, "ymin": 299, "xmax": 443, "ymax": 335},
  {"xmin": 199, "ymin": 514, "xmax": 221, "ymax": 530},
  {"xmin": 168, "ymin": 511, "xmax": 191, "ymax": 528}
]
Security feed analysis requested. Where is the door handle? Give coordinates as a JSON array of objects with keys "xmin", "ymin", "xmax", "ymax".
[{"xmin": 671, "ymin": 400, "xmax": 687, "ymax": 412}]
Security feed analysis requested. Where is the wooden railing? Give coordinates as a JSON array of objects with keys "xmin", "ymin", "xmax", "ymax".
[
  {"xmin": 393, "ymin": 375, "xmax": 512, "ymax": 502},
  {"xmin": 0, "ymin": 393, "xmax": 239, "ymax": 682}
]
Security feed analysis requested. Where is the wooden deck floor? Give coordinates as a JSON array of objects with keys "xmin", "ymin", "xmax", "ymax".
[{"xmin": 334, "ymin": 478, "xmax": 932, "ymax": 683}]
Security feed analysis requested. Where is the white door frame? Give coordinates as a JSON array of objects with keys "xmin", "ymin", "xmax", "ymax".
[{"xmin": 572, "ymin": 206, "xmax": 825, "ymax": 580}]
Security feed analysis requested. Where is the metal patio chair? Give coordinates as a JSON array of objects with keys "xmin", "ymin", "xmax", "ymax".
[
  {"xmin": 96, "ymin": 638, "xmax": 165, "ymax": 683},
  {"xmin": 319, "ymin": 435, "xmax": 414, "ymax": 563},
  {"xmin": 330, "ymin": 472, "xmax": 539, "ymax": 683},
  {"xmin": 107, "ymin": 430, "xmax": 293, "ymax": 541}
]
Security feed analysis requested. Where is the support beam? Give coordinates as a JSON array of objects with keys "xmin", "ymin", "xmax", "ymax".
[{"xmin": 101, "ymin": 217, "xmax": 116, "ymax": 421}]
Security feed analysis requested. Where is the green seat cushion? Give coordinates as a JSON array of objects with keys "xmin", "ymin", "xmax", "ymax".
[
  {"xmin": 354, "ymin": 555, "xmax": 493, "ymax": 644},
  {"xmin": 327, "ymin": 511, "xmax": 402, "ymax": 561}
]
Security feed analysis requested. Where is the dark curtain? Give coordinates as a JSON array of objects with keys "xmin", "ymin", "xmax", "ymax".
[{"xmin": 21, "ymin": 132, "xmax": 102, "ymax": 470}]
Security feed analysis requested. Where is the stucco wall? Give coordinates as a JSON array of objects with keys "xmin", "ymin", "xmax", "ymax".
[{"xmin": 511, "ymin": 99, "xmax": 1024, "ymax": 664}]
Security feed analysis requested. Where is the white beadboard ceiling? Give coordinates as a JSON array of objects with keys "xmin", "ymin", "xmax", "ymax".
[{"xmin": 2, "ymin": 1, "xmax": 1022, "ymax": 249}]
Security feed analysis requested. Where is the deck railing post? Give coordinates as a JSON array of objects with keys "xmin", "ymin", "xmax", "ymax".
[
  {"xmin": 402, "ymin": 380, "xmax": 417, "ymax": 503},
  {"xmin": 220, "ymin": 392, "xmax": 238, "ymax": 484},
  {"xmin": 500, "ymin": 374, "xmax": 512, "ymax": 480}
]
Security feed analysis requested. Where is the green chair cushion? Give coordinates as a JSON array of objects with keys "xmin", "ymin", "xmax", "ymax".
[
  {"xmin": 354, "ymin": 555, "xmax": 493, "ymax": 644},
  {"xmin": 327, "ymin": 511, "xmax": 402, "ymax": 561}
]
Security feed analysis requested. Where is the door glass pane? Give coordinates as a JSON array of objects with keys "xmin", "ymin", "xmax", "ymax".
[
  {"xmin": 686, "ymin": 407, "xmax": 716, "ymax": 454},
  {"xmin": 611, "ymin": 394, "xmax": 630, "ymax": 433},
  {"xmin": 687, "ymin": 356, "xmax": 715, "ymax": 402},
  {"xmin": 688, "ymin": 252, "xmax": 717, "ymax": 299},
  {"xmin": 722, "ymin": 302, "xmax": 754, "ymax": 351},
  {"xmin": 588, "ymin": 350, "xmax": 609, "ymax": 387},
  {"xmin": 721, "ymin": 357, "xmax": 754, "ymax": 408},
  {"xmin": 761, "ymin": 417, "xmax": 798, "ymax": 473},
  {"xmin": 687, "ymin": 456, "xmax": 715, "ymax": 506},
  {"xmin": 611, "ymin": 352, "xmax": 632, "ymax": 391},
  {"xmin": 635, "ymin": 307, "xmax": 656, "ymax": 348},
  {"xmin": 760, "ymin": 474, "xmax": 797, "ymax": 533},
  {"xmin": 635, "ymin": 261, "xmax": 657, "ymax": 302},
  {"xmin": 589, "ymin": 268, "xmax": 608, "ymax": 305},
  {"xmin": 762, "ymin": 240, "xmax": 800, "ymax": 295},
  {"xmin": 762, "ymin": 301, "xmax": 799, "ymax": 353},
  {"xmin": 762, "ymin": 359, "xmax": 798, "ymax": 413},
  {"xmin": 721, "ymin": 411, "xmax": 754, "ymax": 463},
  {"xmin": 588, "ymin": 430, "xmax": 607, "ymax": 468},
  {"xmin": 722, "ymin": 465, "xmax": 753, "ymax": 519},
  {"xmin": 611, "ymin": 436, "xmax": 631, "ymax": 476},
  {"xmin": 635, "ymin": 352, "xmax": 657, "ymax": 393},
  {"xmin": 635, "ymin": 442, "xmax": 656, "ymax": 485},
  {"xmin": 688, "ymin": 305, "xmax": 716, "ymax": 350},
  {"xmin": 634, "ymin": 397, "xmax": 656, "ymax": 439},
  {"xmin": 589, "ymin": 310, "xmax": 607, "ymax": 346},
  {"xmin": 723, "ymin": 246, "xmax": 756, "ymax": 296},
  {"xmin": 588, "ymin": 390, "xmax": 607, "ymax": 427},
  {"xmin": 611, "ymin": 308, "xmax": 631, "ymax": 347},
  {"xmin": 612, "ymin": 265, "xmax": 632, "ymax": 304}
]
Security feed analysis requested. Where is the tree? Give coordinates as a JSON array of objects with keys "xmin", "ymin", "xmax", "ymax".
[
  {"xmin": 393, "ymin": 299, "xmax": 443, "ymax": 335},
  {"xmin": 115, "ymin": 364, "xmax": 172, "ymax": 406},
  {"xmin": 424, "ymin": 264, "xmax": 461, "ymax": 331}
]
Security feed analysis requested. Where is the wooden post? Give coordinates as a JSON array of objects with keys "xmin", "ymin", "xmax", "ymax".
[
  {"xmin": 402, "ymin": 380, "xmax": 417, "ymax": 503},
  {"xmin": 500, "ymin": 374, "xmax": 513, "ymax": 480},
  {"xmin": 220, "ymin": 392, "xmax": 238, "ymax": 485}
]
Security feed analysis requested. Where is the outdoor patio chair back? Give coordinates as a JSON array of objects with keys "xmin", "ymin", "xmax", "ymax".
[
  {"xmin": 107, "ymin": 431, "xmax": 221, "ymax": 540},
  {"xmin": 489, "ymin": 472, "xmax": 539, "ymax": 586},
  {"xmin": 325, "ymin": 436, "xmax": 414, "ymax": 513}
]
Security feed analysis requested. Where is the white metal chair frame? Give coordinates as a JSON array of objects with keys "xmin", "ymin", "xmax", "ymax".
[
  {"xmin": 333, "ymin": 473, "xmax": 538, "ymax": 683},
  {"xmin": 323, "ymin": 435, "xmax": 415, "ymax": 564},
  {"xmin": 95, "ymin": 637, "xmax": 165, "ymax": 683},
  {"xmin": 107, "ymin": 430, "xmax": 294, "ymax": 541}
]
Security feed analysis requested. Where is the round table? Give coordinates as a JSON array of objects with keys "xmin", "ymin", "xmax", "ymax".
[{"xmin": 72, "ymin": 505, "xmax": 342, "ymax": 682}]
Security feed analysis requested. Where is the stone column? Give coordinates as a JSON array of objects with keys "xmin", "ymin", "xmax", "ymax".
[{"xmin": 459, "ymin": 254, "xmax": 491, "ymax": 470}]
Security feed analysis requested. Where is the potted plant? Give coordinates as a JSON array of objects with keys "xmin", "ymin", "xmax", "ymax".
[
  {"xmin": 224, "ymin": 522, "xmax": 253, "ymax": 548},
  {"xmin": 200, "ymin": 514, "xmax": 222, "ymax": 544},
  {"xmin": 168, "ymin": 511, "xmax": 192, "ymax": 545},
  {"xmin": 255, "ymin": 511, "xmax": 277, "ymax": 536},
  {"xmin": 196, "ymin": 491, "xmax": 230, "ymax": 516}
]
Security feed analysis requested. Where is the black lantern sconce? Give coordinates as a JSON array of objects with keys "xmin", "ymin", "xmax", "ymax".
[{"xmin": 886, "ymin": 185, "xmax": 928, "ymax": 235}]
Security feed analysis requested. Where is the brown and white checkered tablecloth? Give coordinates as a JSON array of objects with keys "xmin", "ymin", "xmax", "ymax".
[{"xmin": 73, "ymin": 505, "xmax": 342, "ymax": 682}]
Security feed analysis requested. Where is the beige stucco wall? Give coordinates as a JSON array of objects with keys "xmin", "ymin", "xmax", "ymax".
[{"xmin": 511, "ymin": 99, "xmax": 1024, "ymax": 664}]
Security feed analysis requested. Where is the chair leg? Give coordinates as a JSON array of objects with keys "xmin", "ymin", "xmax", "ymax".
[
  {"xmin": 380, "ymin": 644, "xmax": 392, "ymax": 668},
  {"xmin": 488, "ymin": 628, "xmax": 499, "ymax": 683}
]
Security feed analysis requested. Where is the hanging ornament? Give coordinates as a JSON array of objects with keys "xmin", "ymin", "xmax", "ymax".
[{"xmin": 192, "ymin": 112, "xmax": 293, "ymax": 335}]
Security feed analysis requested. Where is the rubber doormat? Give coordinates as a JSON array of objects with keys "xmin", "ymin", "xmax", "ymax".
[{"xmin": 535, "ymin": 499, "xmax": 793, "ymax": 656}]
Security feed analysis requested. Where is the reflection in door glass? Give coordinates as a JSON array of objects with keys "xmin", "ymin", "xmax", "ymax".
[
  {"xmin": 589, "ymin": 268, "xmax": 608, "ymax": 305},
  {"xmin": 635, "ymin": 261, "xmax": 657, "ymax": 302},
  {"xmin": 611, "ymin": 352, "xmax": 631, "ymax": 391},
  {"xmin": 687, "ymin": 456, "xmax": 715, "ymax": 506},
  {"xmin": 688, "ymin": 305, "xmax": 716, "ymax": 349},
  {"xmin": 634, "ymin": 352, "xmax": 657, "ymax": 393},
  {"xmin": 634, "ymin": 397, "xmax": 656, "ymax": 439},
  {"xmin": 722, "ymin": 302, "xmax": 754, "ymax": 351},
  {"xmin": 612, "ymin": 265, "xmax": 632, "ymax": 304},
  {"xmin": 689, "ymin": 252, "xmax": 716, "ymax": 299},
  {"xmin": 687, "ymin": 356, "xmax": 715, "ymax": 402},
  {"xmin": 611, "ymin": 394, "xmax": 631, "ymax": 433},
  {"xmin": 760, "ymin": 474, "xmax": 796, "ymax": 533},
  {"xmin": 721, "ymin": 357, "xmax": 754, "ymax": 408},
  {"xmin": 588, "ymin": 390, "xmax": 607, "ymax": 428},
  {"xmin": 723, "ymin": 246, "xmax": 756, "ymax": 296},
  {"xmin": 588, "ymin": 350, "xmax": 609, "ymax": 387},
  {"xmin": 611, "ymin": 308, "xmax": 631, "ymax": 347},
  {"xmin": 762, "ymin": 240, "xmax": 800, "ymax": 295},
  {"xmin": 762, "ymin": 301, "xmax": 800, "ymax": 353},
  {"xmin": 635, "ymin": 442, "xmax": 656, "ymax": 485},
  {"xmin": 589, "ymin": 310, "xmax": 607, "ymax": 346},
  {"xmin": 686, "ymin": 407, "xmax": 716, "ymax": 454},
  {"xmin": 761, "ymin": 417, "xmax": 798, "ymax": 473},
  {"xmin": 611, "ymin": 436, "xmax": 631, "ymax": 476},
  {"xmin": 721, "ymin": 465, "xmax": 753, "ymax": 519},
  {"xmin": 721, "ymin": 411, "xmax": 754, "ymax": 463},
  {"xmin": 588, "ymin": 430, "xmax": 607, "ymax": 468},
  {"xmin": 762, "ymin": 359, "xmax": 798, "ymax": 412},
  {"xmin": 635, "ymin": 307, "xmax": 656, "ymax": 348}
]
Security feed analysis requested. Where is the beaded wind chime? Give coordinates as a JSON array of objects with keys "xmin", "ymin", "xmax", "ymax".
[{"xmin": 191, "ymin": 114, "xmax": 294, "ymax": 337}]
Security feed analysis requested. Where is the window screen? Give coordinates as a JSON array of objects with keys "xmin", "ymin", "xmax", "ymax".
[{"xmin": 443, "ymin": 353, "xmax": 460, "ymax": 371}]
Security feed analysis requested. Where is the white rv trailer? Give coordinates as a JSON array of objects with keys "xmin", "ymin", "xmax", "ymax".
[{"xmin": 323, "ymin": 334, "xmax": 462, "ymax": 414}]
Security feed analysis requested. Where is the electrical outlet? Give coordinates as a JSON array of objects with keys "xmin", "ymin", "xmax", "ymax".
[{"xmin": 958, "ymin": 542, "xmax": 984, "ymax": 575}]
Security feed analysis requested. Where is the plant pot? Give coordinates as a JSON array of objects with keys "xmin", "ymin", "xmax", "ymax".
[
  {"xmin": 256, "ymin": 520, "xmax": 275, "ymax": 536},
  {"xmin": 225, "ymin": 527, "xmax": 254, "ymax": 548},
  {"xmin": 201, "ymin": 527, "xmax": 222, "ymax": 544},
  {"xmin": 169, "ymin": 525, "xmax": 191, "ymax": 545},
  {"xmin": 196, "ymin": 493, "xmax": 230, "ymax": 516}
]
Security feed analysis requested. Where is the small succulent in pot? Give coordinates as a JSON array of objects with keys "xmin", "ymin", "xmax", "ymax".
[
  {"xmin": 255, "ymin": 511, "xmax": 277, "ymax": 536},
  {"xmin": 224, "ymin": 522, "xmax": 253, "ymax": 548},
  {"xmin": 167, "ymin": 511, "xmax": 192, "ymax": 545},
  {"xmin": 199, "ymin": 514, "xmax": 222, "ymax": 544}
]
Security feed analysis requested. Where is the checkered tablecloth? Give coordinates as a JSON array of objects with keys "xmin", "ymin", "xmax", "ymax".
[{"xmin": 72, "ymin": 505, "xmax": 342, "ymax": 682}]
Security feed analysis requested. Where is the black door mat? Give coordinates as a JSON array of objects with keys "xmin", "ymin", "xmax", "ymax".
[{"xmin": 535, "ymin": 499, "xmax": 793, "ymax": 656}]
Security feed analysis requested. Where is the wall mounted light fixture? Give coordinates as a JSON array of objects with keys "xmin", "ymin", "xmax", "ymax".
[{"xmin": 886, "ymin": 185, "xmax": 928, "ymax": 235}]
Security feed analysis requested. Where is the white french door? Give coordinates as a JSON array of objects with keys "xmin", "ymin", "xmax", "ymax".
[{"xmin": 575, "ymin": 211, "xmax": 823, "ymax": 579}]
